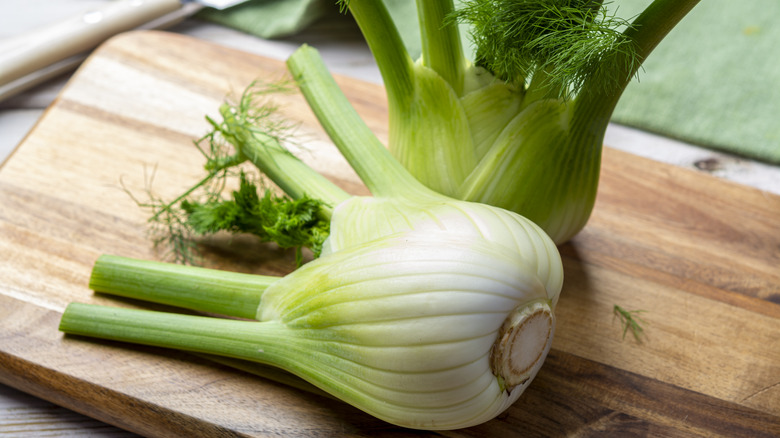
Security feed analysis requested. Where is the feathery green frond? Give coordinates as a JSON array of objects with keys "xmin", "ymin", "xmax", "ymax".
[
  {"xmin": 181, "ymin": 171, "xmax": 329, "ymax": 265},
  {"xmin": 139, "ymin": 81, "xmax": 332, "ymax": 265},
  {"xmin": 613, "ymin": 304, "xmax": 648, "ymax": 343},
  {"xmin": 452, "ymin": 0, "xmax": 639, "ymax": 99}
]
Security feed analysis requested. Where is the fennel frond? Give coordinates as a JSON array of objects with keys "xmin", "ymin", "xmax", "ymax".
[
  {"xmin": 136, "ymin": 82, "xmax": 331, "ymax": 265},
  {"xmin": 613, "ymin": 304, "xmax": 647, "ymax": 343}
]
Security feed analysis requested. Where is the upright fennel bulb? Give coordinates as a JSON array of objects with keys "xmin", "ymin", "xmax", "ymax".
[
  {"xmin": 326, "ymin": 0, "xmax": 701, "ymax": 242},
  {"xmin": 59, "ymin": 48, "xmax": 564, "ymax": 429}
]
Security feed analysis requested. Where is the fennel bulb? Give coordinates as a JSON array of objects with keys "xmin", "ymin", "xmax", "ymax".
[
  {"xmin": 258, "ymin": 231, "xmax": 556, "ymax": 429},
  {"xmin": 63, "ymin": 229, "xmax": 558, "ymax": 429}
]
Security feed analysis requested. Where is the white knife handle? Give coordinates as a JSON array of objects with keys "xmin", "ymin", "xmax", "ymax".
[{"xmin": 0, "ymin": 0, "xmax": 183, "ymax": 86}]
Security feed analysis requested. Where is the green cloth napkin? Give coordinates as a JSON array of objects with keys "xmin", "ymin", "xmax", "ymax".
[
  {"xmin": 200, "ymin": 0, "xmax": 780, "ymax": 164},
  {"xmin": 196, "ymin": 0, "xmax": 330, "ymax": 39}
]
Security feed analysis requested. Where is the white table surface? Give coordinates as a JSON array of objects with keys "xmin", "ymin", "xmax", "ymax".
[{"xmin": 2, "ymin": 2, "xmax": 779, "ymax": 437}]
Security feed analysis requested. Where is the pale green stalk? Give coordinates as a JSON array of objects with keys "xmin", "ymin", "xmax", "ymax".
[
  {"xmin": 60, "ymin": 304, "xmax": 351, "ymax": 398},
  {"xmin": 579, "ymin": 0, "xmax": 703, "ymax": 118},
  {"xmin": 286, "ymin": 45, "xmax": 433, "ymax": 200},
  {"xmin": 346, "ymin": 0, "xmax": 414, "ymax": 110},
  {"xmin": 417, "ymin": 0, "xmax": 465, "ymax": 96},
  {"xmin": 89, "ymin": 254, "xmax": 277, "ymax": 319},
  {"xmin": 345, "ymin": 0, "xmax": 478, "ymax": 196}
]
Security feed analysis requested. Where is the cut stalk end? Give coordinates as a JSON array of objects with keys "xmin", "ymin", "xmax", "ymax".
[{"xmin": 491, "ymin": 301, "xmax": 554, "ymax": 390}]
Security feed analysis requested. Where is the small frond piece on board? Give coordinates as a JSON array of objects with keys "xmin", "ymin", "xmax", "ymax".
[{"xmin": 613, "ymin": 304, "xmax": 648, "ymax": 343}]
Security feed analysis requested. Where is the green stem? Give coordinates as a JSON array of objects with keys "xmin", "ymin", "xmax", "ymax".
[
  {"xmin": 286, "ymin": 46, "xmax": 432, "ymax": 199},
  {"xmin": 573, "ymin": 0, "xmax": 702, "ymax": 149},
  {"xmin": 59, "ymin": 304, "xmax": 359, "ymax": 402},
  {"xmin": 59, "ymin": 303, "xmax": 290, "ymax": 365},
  {"xmin": 220, "ymin": 104, "xmax": 350, "ymax": 217},
  {"xmin": 581, "ymin": 0, "xmax": 701, "ymax": 116},
  {"xmin": 417, "ymin": 0, "xmax": 464, "ymax": 96},
  {"xmin": 521, "ymin": 68, "xmax": 557, "ymax": 109},
  {"xmin": 59, "ymin": 304, "xmax": 363, "ymax": 405},
  {"xmin": 626, "ymin": 0, "xmax": 701, "ymax": 71},
  {"xmin": 89, "ymin": 255, "xmax": 277, "ymax": 320},
  {"xmin": 566, "ymin": 0, "xmax": 700, "ymax": 190},
  {"xmin": 347, "ymin": 0, "xmax": 415, "ymax": 109}
]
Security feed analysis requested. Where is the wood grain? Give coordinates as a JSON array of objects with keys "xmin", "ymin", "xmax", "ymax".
[{"xmin": 0, "ymin": 30, "xmax": 778, "ymax": 437}]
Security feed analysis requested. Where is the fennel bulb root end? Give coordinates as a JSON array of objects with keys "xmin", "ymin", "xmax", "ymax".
[{"xmin": 491, "ymin": 300, "xmax": 554, "ymax": 390}]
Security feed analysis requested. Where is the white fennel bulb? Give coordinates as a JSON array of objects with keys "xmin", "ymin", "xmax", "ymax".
[
  {"xmin": 62, "ymin": 230, "xmax": 560, "ymax": 430},
  {"xmin": 257, "ymin": 230, "xmax": 557, "ymax": 429}
]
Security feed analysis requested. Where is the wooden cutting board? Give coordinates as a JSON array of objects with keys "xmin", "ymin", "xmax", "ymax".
[{"xmin": 1, "ymin": 31, "xmax": 778, "ymax": 437}]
